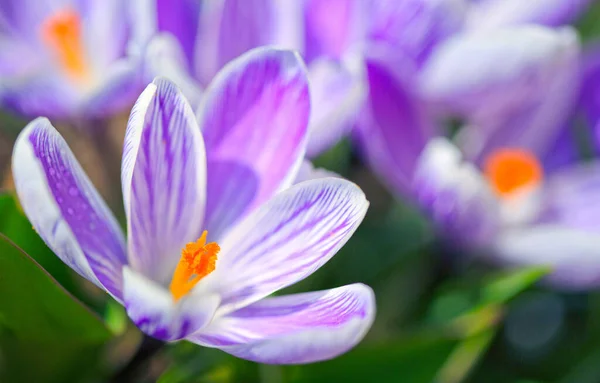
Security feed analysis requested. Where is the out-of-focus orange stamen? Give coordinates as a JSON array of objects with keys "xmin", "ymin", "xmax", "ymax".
[
  {"xmin": 484, "ymin": 148, "xmax": 543, "ymax": 197},
  {"xmin": 41, "ymin": 8, "xmax": 89, "ymax": 81},
  {"xmin": 169, "ymin": 231, "xmax": 219, "ymax": 301}
]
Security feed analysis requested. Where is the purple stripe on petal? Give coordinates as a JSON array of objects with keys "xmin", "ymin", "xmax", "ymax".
[
  {"xmin": 198, "ymin": 47, "xmax": 310, "ymax": 240},
  {"xmin": 189, "ymin": 283, "xmax": 375, "ymax": 364},
  {"xmin": 121, "ymin": 79, "xmax": 207, "ymax": 284},
  {"xmin": 206, "ymin": 178, "xmax": 368, "ymax": 313},
  {"xmin": 12, "ymin": 118, "xmax": 127, "ymax": 300},
  {"xmin": 123, "ymin": 267, "xmax": 220, "ymax": 341}
]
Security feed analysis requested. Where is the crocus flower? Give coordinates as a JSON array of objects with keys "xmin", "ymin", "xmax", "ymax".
[
  {"xmin": 12, "ymin": 48, "xmax": 375, "ymax": 363},
  {"xmin": 138, "ymin": 0, "xmax": 367, "ymax": 158},
  {"xmin": 357, "ymin": 24, "xmax": 600, "ymax": 290},
  {"xmin": 0, "ymin": 0, "xmax": 144, "ymax": 119},
  {"xmin": 147, "ymin": 0, "xmax": 592, "ymax": 159}
]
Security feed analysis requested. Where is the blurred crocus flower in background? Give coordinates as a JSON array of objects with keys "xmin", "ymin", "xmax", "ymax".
[
  {"xmin": 11, "ymin": 48, "xmax": 375, "ymax": 364},
  {"xmin": 359, "ymin": 21, "xmax": 600, "ymax": 290},
  {"xmin": 0, "ymin": 0, "xmax": 144, "ymax": 119},
  {"xmin": 140, "ymin": 0, "xmax": 368, "ymax": 158}
]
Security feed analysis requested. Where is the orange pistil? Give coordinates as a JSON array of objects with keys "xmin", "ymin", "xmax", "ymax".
[
  {"xmin": 41, "ymin": 8, "xmax": 90, "ymax": 81},
  {"xmin": 484, "ymin": 148, "xmax": 543, "ymax": 197},
  {"xmin": 169, "ymin": 231, "xmax": 219, "ymax": 301}
]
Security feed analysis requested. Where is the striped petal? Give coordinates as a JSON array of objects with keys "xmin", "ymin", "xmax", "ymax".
[
  {"xmin": 195, "ymin": 0, "xmax": 279, "ymax": 85},
  {"xmin": 12, "ymin": 118, "xmax": 127, "ymax": 300},
  {"xmin": 413, "ymin": 138, "xmax": 500, "ymax": 247},
  {"xmin": 539, "ymin": 161, "xmax": 600, "ymax": 232},
  {"xmin": 356, "ymin": 50, "xmax": 434, "ymax": 196},
  {"xmin": 305, "ymin": 57, "xmax": 366, "ymax": 158},
  {"xmin": 201, "ymin": 178, "xmax": 368, "ymax": 314},
  {"xmin": 189, "ymin": 283, "xmax": 375, "ymax": 364},
  {"xmin": 123, "ymin": 267, "xmax": 220, "ymax": 341},
  {"xmin": 493, "ymin": 226, "xmax": 600, "ymax": 290},
  {"xmin": 467, "ymin": 0, "xmax": 593, "ymax": 30},
  {"xmin": 420, "ymin": 26, "xmax": 580, "ymax": 162},
  {"xmin": 143, "ymin": 34, "xmax": 203, "ymax": 107},
  {"xmin": 198, "ymin": 47, "xmax": 310, "ymax": 240},
  {"xmin": 121, "ymin": 78, "xmax": 207, "ymax": 284}
]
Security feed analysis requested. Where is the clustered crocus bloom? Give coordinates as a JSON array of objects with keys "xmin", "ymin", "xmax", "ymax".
[
  {"xmin": 0, "ymin": 0, "xmax": 144, "ymax": 119},
  {"xmin": 141, "ymin": 0, "xmax": 594, "ymax": 163},
  {"xmin": 12, "ymin": 48, "xmax": 375, "ymax": 363},
  {"xmin": 358, "ymin": 21, "xmax": 600, "ymax": 289}
]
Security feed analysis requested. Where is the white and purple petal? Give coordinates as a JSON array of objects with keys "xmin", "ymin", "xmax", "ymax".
[
  {"xmin": 189, "ymin": 283, "xmax": 375, "ymax": 364},
  {"xmin": 142, "ymin": 34, "xmax": 203, "ymax": 107},
  {"xmin": 195, "ymin": 0, "xmax": 280, "ymax": 85},
  {"xmin": 412, "ymin": 138, "xmax": 500, "ymax": 247},
  {"xmin": 122, "ymin": 267, "xmax": 220, "ymax": 341},
  {"xmin": 121, "ymin": 78, "xmax": 207, "ymax": 284},
  {"xmin": 305, "ymin": 57, "xmax": 366, "ymax": 158},
  {"xmin": 356, "ymin": 49, "xmax": 434, "ymax": 196},
  {"xmin": 198, "ymin": 47, "xmax": 310, "ymax": 240},
  {"xmin": 202, "ymin": 178, "xmax": 368, "ymax": 313},
  {"xmin": 12, "ymin": 118, "xmax": 127, "ymax": 300},
  {"xmin": 492, "ymin": 226, "xmax": 600, "ymax": 290},
  {"xmin": 466, "ymin": 0, "xmax": 593, "ymax": 30},
  {"xmin": 421, "ymin": 26, "xmax": 580, "ymax": 162}
]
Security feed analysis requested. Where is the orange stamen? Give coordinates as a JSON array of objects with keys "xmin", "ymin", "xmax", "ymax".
[
  {"xmin": 41, "ymin": 8, "xmax": 89, "ymax": 81},
  {"xmin": 484, "ymin": 148, "xmax": 543, "ymax": 197},
  {"xmin": 169, "ymin": 231, "xmax": 219, "ymax": 301}
]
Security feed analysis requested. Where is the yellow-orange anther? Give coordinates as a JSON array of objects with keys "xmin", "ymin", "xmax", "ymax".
[
  {"xmin": 484, "ymin": 148, "xmax": 543, "ymax": 197},
  {"xmin": 41, "ymin": 8, "xmax": 89, "ymax": 80},
  {"xmin": 169, "ymin": 231, "xmax": 219, "ymax": 301}
]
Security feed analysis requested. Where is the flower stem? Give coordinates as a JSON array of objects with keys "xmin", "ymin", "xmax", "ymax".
[{"xmin": 110, "ymin": 335, "xmax": 165, "ymax": 383}]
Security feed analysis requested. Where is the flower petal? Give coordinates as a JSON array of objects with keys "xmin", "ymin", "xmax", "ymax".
[
  {"xmin": 293, "ymin": 160, "xmax": 341, "ymax": 184},
  {"xmin": 356, "ymin": 50, "xmax": 434, "ymax": 196},
  {"xmin": 195, "ymin": 0, "xmax": 280, "ymax": 85},
  {"xmin": 492, "ymin": 226, "xmax": 600, "ymax": 290},
  {"xmin": 156, "ymin": 0, "xmax": 201, "ymax": 68},
  {"xmin": 12, "ymin": 118, "xmax": 127, "ymax": 300},
  {"xmin": 143, "ymin": 34, "xmax": 203, "ymax": 107},
  {"xmin": 123, "ymin": 267, "xmax": 220, "ymax": 341},
  {"xmin": 189, "ymin": 283, "xmax": 375, "ymax": 364},
  {"xmin": 303, "ymin": 0, "xmax": 365, "ymax": 62},
  {"xmin": 202, "ymin": 177, "xmax": 368, "ymax": 313},
  {"xmin": 305, "ymin": 57, "xmax": 366, "ymax": 158},
  {"xmin": 412, "ymin": 138, "xmax": 500, "ymax": 247},
  {"xmin": 539, "ymin": 161, "xmax": 600, "ymax": 232},
  {"xmin": 421, "ymin": 26, "xmax": 580, "ymax": 162},
  {"xmin": 121, "ymin": 78, "xmax": 207, "ymax": 284},
  {"xmin": 198, "ymin": 47, "xmax": 310, "ymax": 240},
  {"xmin": 466, "ymin": 0, "xmax": 593, "ymax": 30},
  {"xmin": 82, "ymin": 58, "xmax": 143, "ymax": 118}
]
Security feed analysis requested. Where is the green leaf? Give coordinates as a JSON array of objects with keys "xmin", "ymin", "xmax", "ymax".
[
  {"xmin": 0, "ymin": 233, "xmax": 110, "ymax": 341},
  {"xmin": 0, "ymin": 193, "xmax": 77, "ymax": 293},
  {"xmin": 428, "ymin": 266, "xmax": 550, "ymax": 327},
  {"xmin": 0, "ymin": 233, "xmax": 111, "ymax": 382},
  {"xmin": 480, "ymin": 267, "xmax": 551, "ymax": 307}
]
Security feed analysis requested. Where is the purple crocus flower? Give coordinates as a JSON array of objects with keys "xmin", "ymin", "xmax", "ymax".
[
  {"xmin": 137, "ymin": 0, "xmax": 367, "ymax": 158},
  {"xmin": 0, "ymin": 0, "xmax": 144, "ymax": 119},
  {"xmin": 11, "ymin": 48, "xmax": 375, "ymax": 364},
  {"xmin": 358, "ymin": 23, "xmax": 600, "ymax": 290}
]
